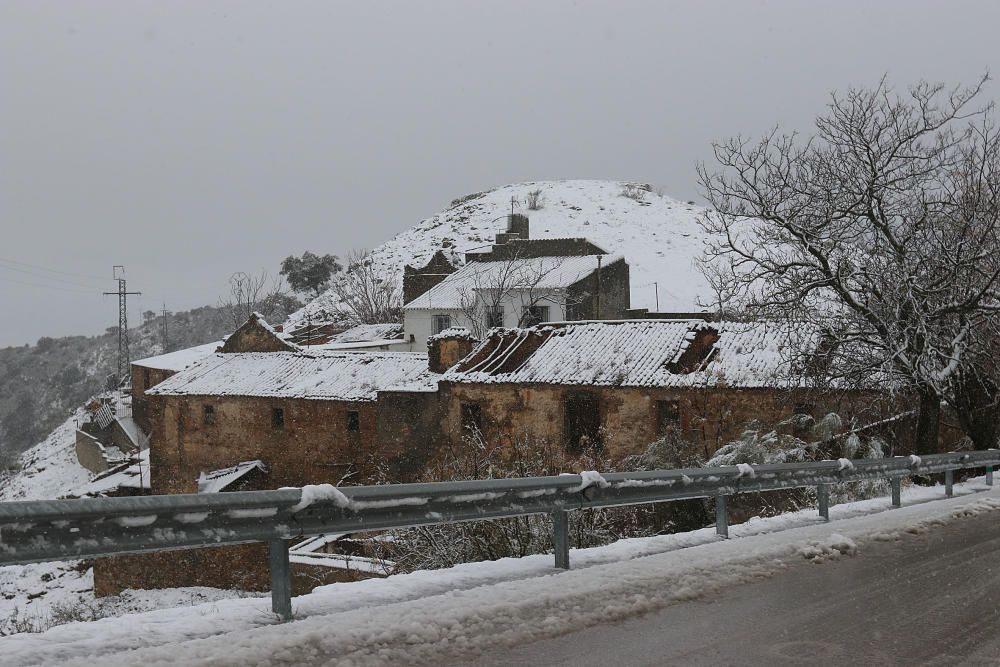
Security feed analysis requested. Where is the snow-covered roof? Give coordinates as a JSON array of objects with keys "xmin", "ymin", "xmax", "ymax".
[
  {"xmin": 328, "ymin": 323, "xmax": 404, "ymax": 343},
  {"xmin": 445, "ymin": 319, "xmax": 811, "ymax": 389},
  {"xmin": 146, "ymin": 351, "xmax": 438, "ymax": 401},
  {"xmin": 404, "ymin": 254, "xmax": 623, "ymax": 311},
  {"xmin": 198, "ymin": 460, "xmax": 268, "ymax": 493},
  {"xmin": 78, "ymin": 449, "xmax": 150, "ymax": 496},
  {"xmin": 133, "ymin": 341, "xmax": 223, "ymax": 372}
]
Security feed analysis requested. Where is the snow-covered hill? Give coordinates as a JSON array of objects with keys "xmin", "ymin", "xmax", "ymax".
[
  {"xmin": 0, "ymin": 411, "xmax": 91, "ymax": 503},
  {"xmin": 290, "ymin": 180, "xmax": 712, "ymax": 327}
]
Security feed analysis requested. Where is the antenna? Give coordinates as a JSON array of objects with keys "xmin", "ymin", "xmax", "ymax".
[{"xmin": 103, "ymin": 265, "xmax": 141, "ymax": 386}]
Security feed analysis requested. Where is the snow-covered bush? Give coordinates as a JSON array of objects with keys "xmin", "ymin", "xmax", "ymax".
[{"xmin": 705, "ymin": 412, "xmax": 892, "ymax": 512}]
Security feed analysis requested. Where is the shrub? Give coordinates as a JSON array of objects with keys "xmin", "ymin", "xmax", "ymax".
[{"xmin": 525, "ymin": 189, "xmax": 544, "ymax": 210}]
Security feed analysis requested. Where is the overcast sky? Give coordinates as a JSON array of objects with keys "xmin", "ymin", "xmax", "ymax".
[{"xmin": 1, "ymin": 0, "xmax": 998, "ymax": 347}]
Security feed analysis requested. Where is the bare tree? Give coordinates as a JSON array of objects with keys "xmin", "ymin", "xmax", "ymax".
[
  {"xmin": 455, "ymin": 251, "xmax": 576, "ymax": 338},
  {"xmin": 330, "ymin": 250, "xmax": 402, "ymax": 325},
  {"xmin": 220, "ymin": 270, "xmax": 296, "ymax": 329},
  {"xmin": 697, "ymin": 75, "xmax": 1000, "ymax": 453}
]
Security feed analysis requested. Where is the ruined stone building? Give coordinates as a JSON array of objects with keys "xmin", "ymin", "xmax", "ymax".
[
  {"xmin": 434, "ymin": 320, "xmax": 896, "ymax": 462},
  {"xmin": 402, "ymin": 213, "xmax": 630, "ymax": 347},
  {"xmin": 141, "ymin": 316, "xmax": 439, "ymax": 495}
]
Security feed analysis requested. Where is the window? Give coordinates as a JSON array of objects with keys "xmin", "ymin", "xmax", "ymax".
[
  {"xmin": 271, "ymin": 407, "xmax": 285, "ymax": 430},
  {"xmin": 346, "ymin": 410, "xmax": 360, "ymax": 433},
  {"xmin": 522, "ymin": 305, "xmax": 550, "ymax": 327},
  {"xmin": 142, "ymin": 368, "xmax": 151, "ymax": 391},
  {"xmin": 656, "ymin": 400, "xmax": 680, "ymax": 437},
  {"xmin": 432, "ymin": 314, "xmax": 452, "ymax": 335},
  {"xmin": 203, "ymin": 404, "xmax": 216, "ymax": 426},
  {"xmin": 486, "ymin": 307, "xmax": 504, "ymax": 329},
  {"xmin": 460, "ymin": 402, "xmax": 483, "ymax": 435},
  {"xmin": 564, "ymin": 390, "xmax": 601, "ymax": 453}
]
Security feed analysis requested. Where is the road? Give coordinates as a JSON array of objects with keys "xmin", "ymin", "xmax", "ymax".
[{"xmin": 474, "ymin": 507, "xmax": 1000, "ymax": 666}]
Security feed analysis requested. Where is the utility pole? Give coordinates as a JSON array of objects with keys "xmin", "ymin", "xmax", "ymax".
[
  {"xmin": 654, "ymin": 282, "xmax": 659, "ymax": 311},
  {"xmin": 160, "ymin": 303, "xmax": 169, "ymax": 352},
  {"xmin": 103, "ymin": 266, "xmax": 141, "ymax": 386}
]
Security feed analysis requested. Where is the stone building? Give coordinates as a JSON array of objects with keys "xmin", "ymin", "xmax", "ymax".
[
  {"xmin": 436, "ymin": 320, "xmax": 897, "ymax": 461},
  {"xmin": 94, "ymin": 315, "xmax": 440, "ymax": 595},
  {"xmin": 142, "ymin": 316, "xmax": 440, "ymax": 494},
  {"xmin": 131, "ymin": 340, "xmax": 222, "ymax": 434},
  {"xmin": 403, "ymin": 214, "xmax": 630, "ymax": 347}
]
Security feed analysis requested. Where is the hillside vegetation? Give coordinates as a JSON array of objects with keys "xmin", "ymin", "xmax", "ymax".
[{"xmin": 0, "ymin": 305, "xmax": 233, "ymax": 458}]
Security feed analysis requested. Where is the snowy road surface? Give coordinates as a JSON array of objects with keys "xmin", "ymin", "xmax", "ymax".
[
  {"xmin": 477, "ymin": 502, "xmax": 1000, "ymax": 666},
  {"xmin": 5, "ymin": 479, "xmax": 1000, "ymax": 666}
]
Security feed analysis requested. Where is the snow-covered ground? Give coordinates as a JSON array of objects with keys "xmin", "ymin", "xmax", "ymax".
[
  {"xmin": 291, "ymin": 180, "xmax": 711, "ymax": 326},
  {"xmin": 3, "ymin": 476, "xmax": 998, "ymax": 666},
  {"xmin": 0, "ymin": 410, "xmax": 260, "ymax": 632}
]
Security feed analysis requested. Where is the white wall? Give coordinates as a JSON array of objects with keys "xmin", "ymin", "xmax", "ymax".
[{"xmin": 404, "ymin": 289, "xmax": 567, "ymax": 348}]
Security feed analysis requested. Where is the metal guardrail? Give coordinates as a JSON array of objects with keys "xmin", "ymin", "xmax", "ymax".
[{"xmin": 0, "ymin": 450, "xmax": 997, "ymax": 620}]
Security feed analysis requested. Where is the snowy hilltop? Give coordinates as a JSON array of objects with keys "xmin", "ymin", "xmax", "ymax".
[{"xmin": 288, "ymin": 180, "xmax": 712, "ymax": 327}]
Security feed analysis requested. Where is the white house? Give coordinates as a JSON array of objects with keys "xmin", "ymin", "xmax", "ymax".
[{"xmin": 403, "ymin": 252, "xmax": 629, "ymax": 348}]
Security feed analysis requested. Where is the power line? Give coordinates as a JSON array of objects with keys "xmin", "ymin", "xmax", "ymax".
[
  {"xmin": 0, "ymin": 256, "xmax": 109, "ymax": 283},
  {"xmin": 0, "ymin": 273, "xmax": 97, "ymax": 294},
  {"xmin": 0, "ymin": 263, "xmax": 107, "ymax": 290}
]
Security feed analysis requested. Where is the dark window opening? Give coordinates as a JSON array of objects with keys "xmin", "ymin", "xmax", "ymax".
[
  {"xmin": 432, "ymin": 314, "xmax": 452, "ymax": 334},
  {"xmin": 565, "ymin": 390, "xmax": 602, "ymax": 453},
  {"xmin": 522, "ymin": 305, "xmax": 550, "ymax": 327},
  {"xmin": 271, "ymin": 407, "xmax": 285, "ymax": 430},
  {"xmin": 346, "ymin": 410, "xmax": 360, "ymax": 433},
  {"xmin": 203, "ymin": 404, "xmax": 216, "ymax": 426},
  {"xmin": 486, "ymin": 307, "xmax": 504, "ymax": 329},
  {"xmin": 142, "ymin": 368, "xmax": 151, "ymax": 391},
  {"xmin": 656, "ymin": 400, "xmax": 680, "ymax": 437},
  {"xmin": 460, "ymin": 402, "xmax": 483, "ymax": 435}
]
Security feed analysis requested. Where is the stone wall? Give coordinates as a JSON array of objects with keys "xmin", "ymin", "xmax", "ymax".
[
  {"xmin": 403, "ymin": 250, "xmax": 458, "ymax": 304},
  {"xmin": 74, "ymin": 429, "xmax": 108, "ymax": 474},
  {"xmin": 131, "ymin": 365, "xmax": 177, "ymax": 434},
  {"xmin": 149, "ymin": 394, "xmax": 383, "ymax": 494},
  {"xmin": 94, "ymin": 543, "xmax": 370, "ymax": 597},
  {"xmin": 439, "ymin": 382, "xmax": 898, "ymax": 461},
  {"xmin": 566, "ymin": 257, "xmax": 630, "ymax": 321}
]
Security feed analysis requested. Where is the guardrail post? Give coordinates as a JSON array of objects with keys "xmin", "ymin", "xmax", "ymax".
[
  {"xmin": 890, "ymin": 478, "xmax": 901, "ymax": 507},
  {"xmin": 945, "ymin": 469, "xmax": 954, "ymax": 497},
  {"xmin": 552, "ymin": 509, "xmax": 570, "ymax": 570},
  {"xmin": 715, "ymin": 495, "xmax": 728, "ymax": 538},
  {"xmin": 987, "ymin": 466, "xmax": 994, "ymax": 486},
  {"xmin": 269, "ymin": 539, "xmax": 292, "ymax": 621},
  {"xmin": 817, "ymin": 483, "xmax": 830, "ymax": 521}
]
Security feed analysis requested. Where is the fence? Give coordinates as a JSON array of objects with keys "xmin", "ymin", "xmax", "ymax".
[{"xmin": 1, "ymin": 450, "xmax": 997, "ymax": 620}]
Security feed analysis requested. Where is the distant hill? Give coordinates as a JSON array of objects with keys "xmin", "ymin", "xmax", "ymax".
[{"xmin": 290, "ymin": 180, "xmax": 712, "ymax": 327}]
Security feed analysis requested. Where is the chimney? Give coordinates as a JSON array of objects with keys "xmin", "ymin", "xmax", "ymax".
[{"xmin": 428, "ymin": 329, "xmax": 477, "ymax": 373}]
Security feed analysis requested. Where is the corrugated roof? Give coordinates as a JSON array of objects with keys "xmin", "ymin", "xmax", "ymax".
[
  {"xmin": 133, "ymin": 341, "xmax": 223, "ymax": 372},
  {"xmin": 328, "ymin": 323, "xmax": 404, "ymax": 343},
  {"xmin": 198, "ymin": 460, "xmax": 268, "ymax": 493},
  {"xmin": 445, "ymin": 320, "xmax": 810, "ymax": 389},
  {"xmin": 404, "ymin": 254, "xmax": 623, "ymax": 310},
  {"xmin": 146, "ymin": 351, "xmax": 438, "ymax": 401}
]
